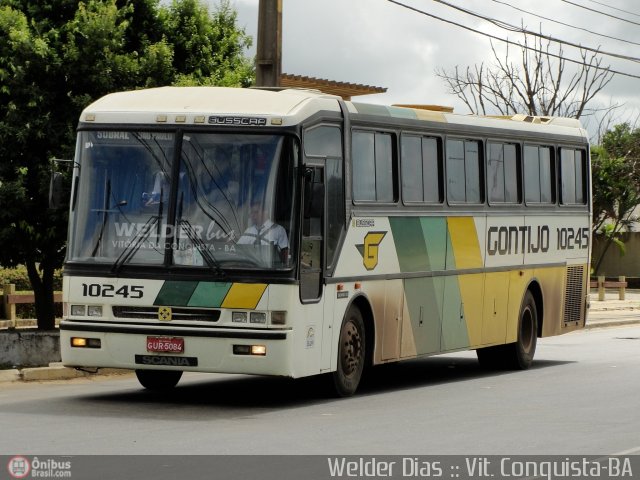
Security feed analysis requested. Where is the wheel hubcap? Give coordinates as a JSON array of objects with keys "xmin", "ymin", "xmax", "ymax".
[
  {"xmin": 521, "ymin": 307, "xmax": 534, "ymax": 353},
  {"xmin": 341, "ymin": 320, "xmax": 362, "ymax": 376}
]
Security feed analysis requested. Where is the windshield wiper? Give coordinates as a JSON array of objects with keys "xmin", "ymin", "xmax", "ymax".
[
  {"xmin": 111, "ymin": 215, "xmax": 159, "ymax": 274},
  {"xmin": 179, "ymin": 219, "xmax": 226, "ymax": 278}
]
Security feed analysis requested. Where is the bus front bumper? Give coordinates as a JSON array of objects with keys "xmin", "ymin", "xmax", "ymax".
[{"xmin": 59, "ymin": 320, "xmax": 293, "ymax": 376}]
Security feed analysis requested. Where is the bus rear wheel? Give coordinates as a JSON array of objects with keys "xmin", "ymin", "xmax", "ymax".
[
  {"xmin": 477, "ymin": 290, "xmax": 538, "ymax": 370},
  {"xmin": 508, "ymin": 290, "xmax": 538, "ymax": 369},
  {"xmin": 135, "ymin": 369, "xmax": 183, "ymax": 391},
  {"xmin": 332, "ymin": 307, "xmax": 366, "ymax": 397}
]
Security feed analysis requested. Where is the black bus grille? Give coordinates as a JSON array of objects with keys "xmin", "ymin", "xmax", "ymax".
[
  {"xmin": 563, "ymin": 266, "xmax": 584, "ymax": 325},
  {"xmin": 112, "ymin": 306, "xmax": 220, "ymax": 322}
]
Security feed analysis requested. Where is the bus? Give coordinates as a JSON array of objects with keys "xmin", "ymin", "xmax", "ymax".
[{"xmin": 58, "ymin": 86, "xmax": 591, "ymax": 396}]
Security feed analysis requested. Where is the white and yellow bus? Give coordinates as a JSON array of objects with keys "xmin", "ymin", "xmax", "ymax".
[{"xmin": 59, "ymin": 86, "xmax": 590, "ymax": 395}]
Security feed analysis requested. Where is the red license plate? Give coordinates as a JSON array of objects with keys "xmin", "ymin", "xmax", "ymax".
[{"xmin": 146, "ymin": 336, "xmax": 184, "ymax": 353}]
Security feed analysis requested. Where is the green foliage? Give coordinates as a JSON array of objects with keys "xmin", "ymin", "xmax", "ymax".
[
  {"xmin": 0, "ymin": 266, "xmax": 62, "ymax": 291},
  {"xmin": 0, "ymin": 0, "xmax": 254, "ymax": 328},
  {"xmin": 591, "ymin": 124, "xmax": 640, "ymax": 274}
]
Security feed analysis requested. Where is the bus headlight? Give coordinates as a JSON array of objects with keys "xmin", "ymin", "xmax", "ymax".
[
  {"xmin": 250, "ymin": 312, "xmax": 266, "ymax": 324},
  {"xmin": 87, "ymin": 306, "xmax": 103, "ymax": 317},
  {"xmin": 232, "ymin": 312, "xmax": 247, "ymax": 323},
  {"xmin": 70, "ymin": 305, "xmax": 86, "ymax": 316},
  {"xmin": 271, "ymin": 311, "xmax": 287, "ymax": 325}
]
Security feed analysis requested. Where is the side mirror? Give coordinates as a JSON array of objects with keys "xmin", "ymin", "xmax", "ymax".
[{"xmin": 49, "ymin": 171, "xmax": 64, "ymax": 209}]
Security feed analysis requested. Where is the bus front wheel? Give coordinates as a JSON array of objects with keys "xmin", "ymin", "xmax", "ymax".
[
  {"xmin": 332, "ymin": 307, "xmax": 366, "ymax": 397},
  {"xmin": 135, "ymin": 369, "xmax": 183, "ymax": 391}
]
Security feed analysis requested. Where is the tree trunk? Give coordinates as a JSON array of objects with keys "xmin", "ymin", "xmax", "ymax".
[{"xmin": 25, "ymin": 259, "xmax": 56, "ymax": 330}]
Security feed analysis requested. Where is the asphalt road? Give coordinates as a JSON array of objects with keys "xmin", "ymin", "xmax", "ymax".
[{"xmin": 0, "ymin": 325, "xmax": 639, "ymax": 457}]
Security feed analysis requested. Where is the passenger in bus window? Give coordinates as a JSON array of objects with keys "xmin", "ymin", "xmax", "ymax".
[{"xmin": 142, "ymin": 171, "xmax": 169, "ymax": 206}]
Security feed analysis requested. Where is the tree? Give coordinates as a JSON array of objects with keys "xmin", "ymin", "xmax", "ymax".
[
  {"xmin": 591, "ymin": 124, "xmax": 640, "ymax": 275},
  {"xmin": 435, "ymin": 33, "xmax": 615, "ymax": 120},
  {"xmin": 0, "ymin": 0, "xmax": 253, "ymax": 329}
]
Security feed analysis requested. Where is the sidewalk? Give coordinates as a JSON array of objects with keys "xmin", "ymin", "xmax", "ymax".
[
  {"xmin": 1, "ymin": 290, "xmax": 639, "ymax": 384},
  {"xmin": 586, "ymin": 288, "xmax": 640, "ymax": 329}
]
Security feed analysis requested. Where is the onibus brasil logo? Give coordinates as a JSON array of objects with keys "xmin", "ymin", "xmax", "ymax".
[
  {"xmin": 7, "ymin": 456, "xmax": 30, "ymax": 479},
  {"xmin": 7, "ymin": 456, "xmax": 72, "ymax": 479}
]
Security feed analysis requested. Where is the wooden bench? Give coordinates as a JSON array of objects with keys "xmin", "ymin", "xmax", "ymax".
[
  {"xmin": 1, "ymin": 284, "xmax": 63, "ymax": 327},
  {"xmin": 589, "ymin": 276, "xmax": 627, "ymax": 301}
]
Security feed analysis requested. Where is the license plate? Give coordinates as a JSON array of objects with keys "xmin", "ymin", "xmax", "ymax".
[{"xmin": 146, "ymin": 336, "xmax": 184, "ymax": 353}]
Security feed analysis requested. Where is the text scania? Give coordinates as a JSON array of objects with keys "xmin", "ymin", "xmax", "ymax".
[{"xmin": 487, "ymin": 226, "xmax": 550, "ymax": 256}]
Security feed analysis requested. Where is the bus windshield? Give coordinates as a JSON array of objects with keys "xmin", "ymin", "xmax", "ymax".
[{"xmin": 68, "ymin": 130, "xmax": 296, "ymax": 270}]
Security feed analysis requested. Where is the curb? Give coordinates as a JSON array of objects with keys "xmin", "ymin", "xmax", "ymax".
[
  {"xmin": 584, "ymin": 318, "xmax": 640, "ymax": 330},
  {"xmin": 0, "ymin": 363, "xmax": 133, "ymax": 383}
]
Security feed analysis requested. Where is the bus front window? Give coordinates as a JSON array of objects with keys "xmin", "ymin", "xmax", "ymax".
[
  {"xmin": 68, "ymin": 131, "xmax": 175, "ymax": 265},
  {"xmin": 175, "ymin": 133, "xmax": 296, "ymax": 270}
]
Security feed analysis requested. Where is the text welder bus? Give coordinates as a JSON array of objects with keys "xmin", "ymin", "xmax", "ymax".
[{"xmin": 59, "ymin": 86, "xmax": 591, "ymax": 395}]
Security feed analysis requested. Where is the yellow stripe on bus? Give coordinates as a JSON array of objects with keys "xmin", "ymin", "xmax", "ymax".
[
  {"xmin": 447, "ymin": 217, "xmax": 483, "ymax": 270},
  {"xmin": 221, "ymin": 283, "xmax": 268, "ymax": 309}
]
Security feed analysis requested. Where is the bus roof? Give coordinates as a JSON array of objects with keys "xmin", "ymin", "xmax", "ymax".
[
  {"xmin": 80, "ymin": 86, "xmax": 588, "ymax": 140},
  {"xmin": 80, "ymin": 86, "xmax": 342, "ymax": 125}
]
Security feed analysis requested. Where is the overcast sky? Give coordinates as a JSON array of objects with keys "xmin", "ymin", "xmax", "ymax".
[{"xmin": 214, "ymin": 0, "xmax": 640, "ymax": 137}]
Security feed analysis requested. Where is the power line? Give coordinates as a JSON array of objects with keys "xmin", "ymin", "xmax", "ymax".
[
  {"xmin": 385, "ymin": 0, "xmax": 640, "ymax": 79},
  {"xmin": 430, "ymin": 0, "xmax": 640, "ymax": 64},
  {"xmin": 560, "ymin": 0, "xmax": 640, "ymax": 27},
  {"xmin": 490, "ymin": 0, "xmax": 640, "ymax": 47},
  {"xmin": 585, "ymin": 0, "xmax": 640, "ymax": 19}
]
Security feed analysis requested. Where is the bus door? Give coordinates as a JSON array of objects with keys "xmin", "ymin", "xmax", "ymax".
[
  {"xmin": 301, "ymin": 124, "xmax": 346, "ymax": 371},
  {"xmin": 300, "ymin": 165, "xmax": 324, "ymax": 303},
  {"xmin": 300, "ymin": 164, "xmax": 330, "ymax": 371}
]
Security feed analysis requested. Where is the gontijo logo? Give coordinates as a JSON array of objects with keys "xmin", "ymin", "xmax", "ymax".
[{"xmin": 356, "ymin": 231, "xmax": 387, "ymax": 271}]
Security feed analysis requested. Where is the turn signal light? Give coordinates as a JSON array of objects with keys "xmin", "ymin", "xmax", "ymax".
[
  {"xmin": 70, "ymin": 337, "xmax": 101, "ymax": 348},
  {"xmin": 233, "ymin": 344, "xmax": 266, "ymax": 356}
]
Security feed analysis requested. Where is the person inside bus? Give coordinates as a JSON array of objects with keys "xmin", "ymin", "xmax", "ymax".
[{"xmin": 237, "ymin": 202, "xmax": 289, "ymax": 264}]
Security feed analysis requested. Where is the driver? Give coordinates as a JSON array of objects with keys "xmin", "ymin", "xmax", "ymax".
[{"xmin": 237, "ymin": 203, "xmax": 289, "ymax": 263}]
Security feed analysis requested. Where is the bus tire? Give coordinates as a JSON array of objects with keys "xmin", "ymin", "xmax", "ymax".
[
  {"xmin": 477, "ymin": 290, "xmax": 538, "ymax": 370},
  {"xmin": 507, "ymin": 290, "xmax": 538, "ymax": 369},
  {"xmin": 332, "ymin": 307, "xmax": 366, "ymax": 397},
  {"xmin": 135, "ymin": 369, "xmax": 183, "ymax": 391}
]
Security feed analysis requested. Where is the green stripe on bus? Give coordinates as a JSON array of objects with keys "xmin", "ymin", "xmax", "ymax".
[
  {"xmin": 390, "ymin": 217, "xmax": 429, "ymax": 272},
  {"xmin": 352, "ymin": 102, "xmax": 391, "ymax": 116},
  {"xmin": 390, "ymin": 217, "xmax": 448, "ymax": 272},
  {"xmin": 153, "ymin": 281, "xmax": 198, "ymax": 306},
  {"xmin": 404, "ymin": 277, "xmax": 443, "ymax": 354},
  {"xmin": 188, "ymin": 282, "xmax": 232, "ymax": 307},
  {"xmin": 421, "ymin": 217, "xmax": 447, "ymax": 271}
]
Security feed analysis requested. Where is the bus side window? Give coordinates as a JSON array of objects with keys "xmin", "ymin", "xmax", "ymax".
[
  {"xmin": 446, "ymin": 139, "xmax": 483, "ymax": 204},
  {"xmin": 524, "ymin": 145, "xmax": 555, "ymax": 204},
  {"xmin": 401, "ymin": 134, "xmax": 442, "ymax": 204},
  {"xmin": 352, "ymin": 130, "xmax": 397, "ymax": 203},
  {"xmin": 560, "ymin": 147, "xmax": 587, "ymax": 205},
  {"xmin": 487, "ymin": 142, "xmax": 520, "ymax": 204}
]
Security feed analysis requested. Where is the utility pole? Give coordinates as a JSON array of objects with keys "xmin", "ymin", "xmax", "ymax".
[{"xmin": 255, "ymin": 0, "xmax": 282, "ymax": 87}]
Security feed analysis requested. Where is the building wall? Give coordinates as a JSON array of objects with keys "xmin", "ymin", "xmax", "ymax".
[{"xmin": 592, "ymin": 232, "xmax": 640, "ymax": 278}]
